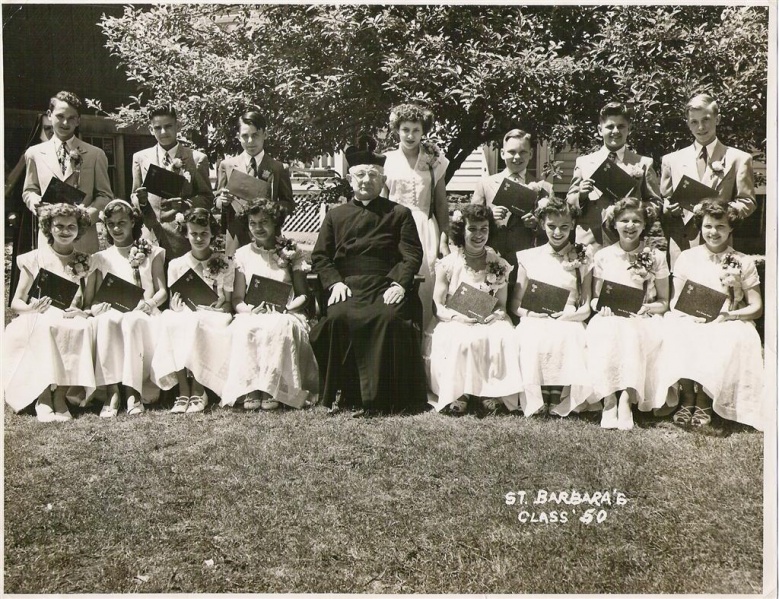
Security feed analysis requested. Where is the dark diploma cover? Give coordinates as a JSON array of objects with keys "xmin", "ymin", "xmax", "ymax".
[
  {"xmin": 446, "ymin": 282, "xmax": 498, "ymax": 322},
  {"xmin": 590, "ymin": 159, "xmax": 637, "ymax": 201},
  {"xmin": 596, "ymin": 280, "xmax": 644, "ymax": 317},
  {"xmin": 142, "ymin": 163, "xmax": 186, "ymax": 199},
  {"xmin": 674, "ymin": 280, "xmax": 728, "ymax": 322},
  {"xmin": 41, "ymin": 178, "xmax": 86, "ymax": 205},
  {"xmin": 93, "ymin": 272, "xmax": 145, "ymax": 313},
  {"xmin": 491, "ymin": 177, "xmax": 538, "ymax": 217},
  {"xmin": 520, "ymin": 279, "xmax": 570, "ymax": 315},
  {"xmin": 670, "ymin": 175, "xmax": 717, "ymax": 212},
  {"xmin": 169, "ymin": 268, "xmax": 218, "ymax": 311},
  {"xmin": 245, "ymin": 275, "xmax": 293, "ymax": 310},
  {"xmin": 27, "ymin": 268, "xmax": 79, "ymax": 309}
]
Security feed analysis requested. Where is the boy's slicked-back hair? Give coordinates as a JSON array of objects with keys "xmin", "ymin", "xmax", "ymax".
[
  {"xmin": 685, "ymin": 93, "xmax": 719, "ymax": 117},
  {"xmin": 238, "ymin": 109, "xmax": 267, "ymax": 131},
  {"xmin": 48, "ymin": 91, "xmax": 83, "ymax": 114},
  {"xmin": 503, "ymin": 128, "xmax": 532, "ymax": 145},
  {"xmin": 148, "ymin": 104, "xmax": 177, "ymax": 121},
  {"xmin": 599, "ymin": 102, "xmax": 632, "ymax": 123}
]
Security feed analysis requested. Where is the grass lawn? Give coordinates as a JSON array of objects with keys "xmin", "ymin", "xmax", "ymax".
[{"xmin": 3, "ymin": 404, "xmax": 763, "ymax": 594}]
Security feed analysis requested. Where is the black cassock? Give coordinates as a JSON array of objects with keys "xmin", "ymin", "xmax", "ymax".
[{"xmin": 310, "ymin": 197, "xmax": 428, "ymax": 413}]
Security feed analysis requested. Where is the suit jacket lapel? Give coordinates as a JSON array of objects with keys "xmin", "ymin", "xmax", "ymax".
[
  {"xmin": 41, "ymin": 138, "xmax": 66, "ymax": 181},
  {"xmin": 680, "ymin": 144, "xmax": 699, "ymax": 182},
  {"xmin": 257, "ymin": 154, "xmax": 276, "ymax": 199},
  {"xmin": 704, "ymin": 141, "xmax": 729, "ymax": 190}
]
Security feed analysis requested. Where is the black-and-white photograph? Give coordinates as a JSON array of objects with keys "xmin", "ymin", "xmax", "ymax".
[{"xmin": 2, "ymin": 2, "xmax": 775, "ymax": 595}]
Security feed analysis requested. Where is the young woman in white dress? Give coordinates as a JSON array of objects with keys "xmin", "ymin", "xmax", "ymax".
[
  {"xmin": 4, "ymin": 203, "xmax": 95, "ymax": 422},
  {"xmin": 511, "ymin": 197, "xmax": 596, "ymax": 417},
  {"xmin": 86, "ymin": 200, "xmax": 167, "ymax": 417},
  {"xmin": 586, "ymin": 198, "xmax": 669, "ymax": 430},
  {"xmin": 425, "ymin": 204, "xmax": 521, "ymax": 415},
  {"xmin": 658, "ymin": 200, "xmax": 764, "ymax": 430},
  {"xmin": 152, "ymin": 208, "xmax": 235, "ymax": 414},
  {"xmin": 382, "ymin": 103, "xmax": 450, "ymax": 328},
  {"xmin": 220, "ymin": 199, "xmax": 318, "ymax": 410}
]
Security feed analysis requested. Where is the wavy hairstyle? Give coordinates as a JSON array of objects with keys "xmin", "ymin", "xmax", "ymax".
[
  {"xmin": 101, "ymin": 200, "xmax": 143, "ymax": 245},
  {"xmin": 693, "ymin": 198, "xmax": 740, "ymax": 229},
  {"xmin": 535, "ymin": 196, "xmax": 580, "ymax": 224},
  {"xmin": 246, "ymin": 198, "xmax": 287, "ymax": 233},
  {"xmin": 38, "ymin": 203, "xmax": 91, "ymax": 245},
  {"xmin": 176, "ymin": 206, "xmax": 220, "ymax": 237},
  {"xmin": 449, "ymin": 204, "xmax": 495, "ymax": 248},
  {"xmin": 389, "ymin": 103, "xmax": 435, "ymax": 134},
  {"xmin": 603, "ymin": 197, "xmax": 659, "ymax": 238}
]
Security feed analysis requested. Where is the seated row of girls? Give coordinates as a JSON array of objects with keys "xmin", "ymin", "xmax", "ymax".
[
  {"xmin": 3, "ymin": 198, "xmax": 317, "ymax": 421},
  {"xmin": 425, "ymin": 196, "xmax": 764, "ymax": 431}
]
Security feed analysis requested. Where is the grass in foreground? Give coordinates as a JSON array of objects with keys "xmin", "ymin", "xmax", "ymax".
[{"xmin": 3, "ymin": 404, "xmax": 763, "ymax": 594}]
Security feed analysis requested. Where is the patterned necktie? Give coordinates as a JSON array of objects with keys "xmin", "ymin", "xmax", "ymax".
[
  {"xmin": 162, "ymin": 151, "xmax": 172, "ymax": 169},
  {"xmin": 607, "ymin": 151, "xmax": 618, "ymax": 163},
  {"xmin": 58, "ymin": 142, "xmax": 68, "ymax": 175},
  {"xmin": 697, "ymin": 146, "xmax": 708, "ymax": 180},
  {"xmin": 249, "ymin": 156, "xmax": 258, "ymax": 177}
]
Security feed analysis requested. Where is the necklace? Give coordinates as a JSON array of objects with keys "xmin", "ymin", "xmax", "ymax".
[{"xmin": 463, "ymin": 246, "xmax": 487, "ymax": 259}]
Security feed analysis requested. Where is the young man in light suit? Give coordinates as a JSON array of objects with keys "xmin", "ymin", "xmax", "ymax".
[
  {"xmin": 131, "ymin": 105, "xmax": 214, "ymax": 262},
  {"xmin": 471, "ymin": 129, "xmax": 551, "ymax": 308},
  {"xmin": 660, "ymin": 93, "xmax": 755, "ymax": 267},
  {"xmin": 566, "ymin": 102, "xmax": 662, "ymax": 249},
  {"xmin": 215, "ymin": 109, "xmax": 295, "ymax": 256},
  {"xmin": 22, "ymin": 91, "xmax": 114, "ymax": 253}
]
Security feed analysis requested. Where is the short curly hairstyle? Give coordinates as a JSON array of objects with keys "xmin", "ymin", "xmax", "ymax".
[
  {"xmin": 603, "ymin": 197, "xmax": 659, "ymax": 239},
  {"xmin": 389, "ymin": 103, "xmax": 435, "ymax": 134},
  {"xmin": 449, "ymin": 204, "xmax": 495, "ymax": 248},
  {"xmin": 245, "ymin": 198, "xmax": 287, "ymax": 233},
  {"xmin": 38, "ymin": 203, "xmax": 91, "ymax": 245},
  {"xmin": 101, "ymin": 199, "xmax": 143, "ymax": 245},
  {"xmin": 177, "ymin": 206, "xmax": 220, "ymax": 237},
  {"xmin": 535, "ymin": 196, "xmax": 580, "ymax": 224},
  {"xmin": 693, "ymin": 199, "xmax": 740, "ymax": 229}
]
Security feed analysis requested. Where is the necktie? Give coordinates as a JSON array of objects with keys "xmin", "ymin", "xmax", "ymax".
[
  {"xmin": 249, "ymin": 156, "xmax": 258, "ymax": 177},
  {"xmin": 697, "ymin": 146, "xmax": 708, "ymax": 179},
  {"xmin": 162, "ymin": 151, "xmax": 172, "ymax": 169},
  {"xmin": 58, "ymin": 142, "xmax": 68, "ymax": 175},
  {"xmin": 607, "ymin": 151, "xmax": 618, "ymax": 163}
]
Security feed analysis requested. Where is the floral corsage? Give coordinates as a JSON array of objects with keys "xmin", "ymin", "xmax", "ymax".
[
  {"xmin": 202, "ymin": 253, "xmax": 230, "ymax": 290},
  {"xmin": 128, "ymin": 239, "xmax": 153, "ymax": 286},
  {"xmin": 66, "ymin": 251, "xmax": 91, "ymax": 299},
  {"xmin": 560, "ymin": 242, "xmax": 589, "ymax": 272},
  {"xmin": 627, "ymin": 247, "xmax": 655, "ymax": 282},
  {"xmin": 719, "ymin": 252, "xmax": 741, "ymax": 310},
  {"xmin": 418, "ymin": 140, "xmax": 441, "ymax": 170},
  {"xmin": 481, "ymin": 258, "xmax": 510, "ymax": 294},
  {"xmin": 561, "ymin": 243, "xmax": 589, "ymax": 308},
  {"xmin": 274, "ymin": 236, "xmax": 311, "ymax": 271}
]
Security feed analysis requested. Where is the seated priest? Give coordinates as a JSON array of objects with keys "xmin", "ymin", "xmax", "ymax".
[{"xmin": 310, "ymin": 147, "xmax": 428, "ymax": 417}]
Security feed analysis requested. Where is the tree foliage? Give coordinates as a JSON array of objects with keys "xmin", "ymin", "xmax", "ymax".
[{"xmin": 96, "ymin": 4, "xmax": 768, "ymax": 180}]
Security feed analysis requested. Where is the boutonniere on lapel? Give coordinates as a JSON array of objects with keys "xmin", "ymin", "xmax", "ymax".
[
  {"xmin": 260, "ymin": 169, "xmax": 272, "ymax": 181},
  {"xmin": 69, "ymin": 148, "xmax": 83, "ymax": 185},
  {"xmin": 170, "ymin": 157, "xmax": 191, "ymax": 183},
  {"xmin": 623, "ymin": 163, "xmax": 645, "ymax": 179},
  {"xmin": 710, "ymin": 158, "xmax": 726, "ymax": 177}
]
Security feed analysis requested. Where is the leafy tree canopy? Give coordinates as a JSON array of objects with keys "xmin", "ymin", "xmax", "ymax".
[{"xmin": 95, "ymin": 4, "xmax": 768, "ymax": 180}]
